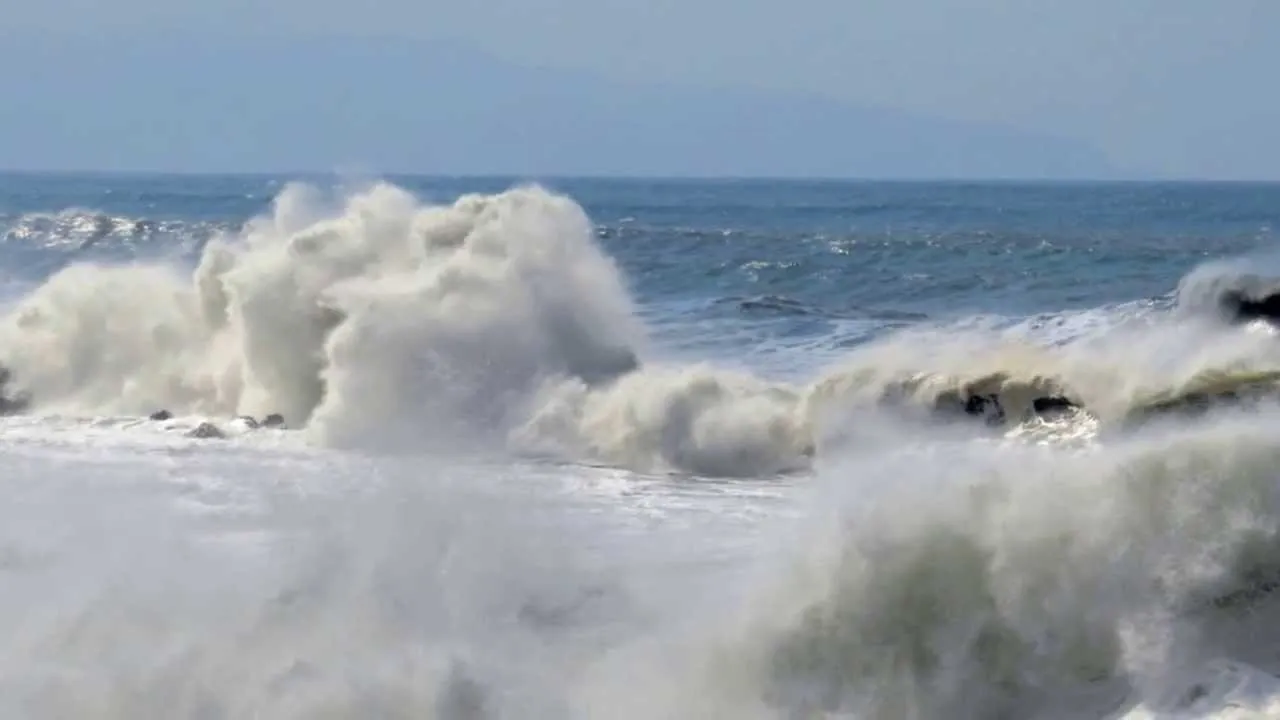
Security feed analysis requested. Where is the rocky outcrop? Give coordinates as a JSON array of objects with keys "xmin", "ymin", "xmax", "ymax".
[
  {"xmin": 952, "ymin": 384, "xmax": 1277, "ymax": 430},
  {"xmin": 961, "ymin": 393, "xmax": 1006, "ymax": 425},
  {"xmin": 145, "ymin": 410, "xmax": 287, "ymax": 438},
  {"xmin": 186, "ymin": 422, "xmax": 225, "ymax": 439},
  {"xmin": 1220, "ymin": 290, "xmax": 1280, "ymax": 324},
  {"xmin": 954, "ymin": 393, "xmax": 1080, "ymax": 425},
  {"xmin": 1032, "ymin": 396, "xmax": 1077, "ymax": 414}
]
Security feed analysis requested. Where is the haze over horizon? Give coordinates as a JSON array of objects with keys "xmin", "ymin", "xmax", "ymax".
[{"xmin": 3, "ymin": 0, "xmax": 1277, "ymax": 180}]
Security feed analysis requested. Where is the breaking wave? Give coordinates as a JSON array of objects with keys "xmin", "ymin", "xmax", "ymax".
[
  {"xmin": 600, "ymin": 413, "xmax": 1280, "ymax": 719},
  {"xmin": 3, "ymin": 181, "xmax": 1280, "ymax": 477},
  {"xmin": 0, "ymin": 183, "xmax": 643, "ymax": 447},
  {"xmin": 8, "ymin": 179, "xmax": 1280, "ymax": 720}
]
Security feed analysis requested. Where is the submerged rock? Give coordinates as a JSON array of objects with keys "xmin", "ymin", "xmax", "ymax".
[
  {"xmin": 149, "ymin": 409, "xmax": 173, "ymax": 421},
  {"xmin": 186, "ymin": 422, "xmax": 225, "ymax": 439},
  {"xmin": 1032, "ymin": 395, "xmax": 1078, "ymax": 415},
  {"xmin": 1221, "ymin": 290, "xmax": 1280, "ymax": 324},
  {"xmin": 0, "ymin": 366, "xmax": 30, "ymax": 416},
  {"xmin": 946, "ymin": 392, "xmax": 1081, "ymax": 427},
  {"xmin": 962, "ymin": 394, "xmax": 1005, "ymax": 425}
]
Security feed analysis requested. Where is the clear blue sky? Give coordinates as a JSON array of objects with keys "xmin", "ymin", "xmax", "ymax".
[{"xmin": 5, "ymin": 0, "xmax": 1278, "ymax": 179}]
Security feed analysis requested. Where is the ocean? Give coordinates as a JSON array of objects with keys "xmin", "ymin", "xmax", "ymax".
[{"xmin": 3, "ymin": 173, "xmax": 1280, "ymax": 718}]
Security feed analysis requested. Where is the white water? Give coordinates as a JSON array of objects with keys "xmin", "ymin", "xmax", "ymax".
[
  {"xmin": 4, "ymin": 182, "xmax": 1280, "ymax": 718},
  {"xmin": 6, "ymin": 406, "xmax": 1280, "ymax": 718}
]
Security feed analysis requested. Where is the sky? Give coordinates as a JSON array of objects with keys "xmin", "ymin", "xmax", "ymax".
[{"xmin": 4, "ymin": 0, "xmax": 1279, "ymax": 179}]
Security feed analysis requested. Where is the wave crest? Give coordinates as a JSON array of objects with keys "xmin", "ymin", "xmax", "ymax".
[
  {"xmin": 9, "ymin": 182, "xmax": 1280, "ymax": 478},
  {"xmin": 0, "ymin": 182, "xmax": 646, "ymax": 452}
]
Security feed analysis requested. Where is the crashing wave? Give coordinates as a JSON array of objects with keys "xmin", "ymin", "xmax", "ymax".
[{"xmin": 4, "ymin": 182, "xmax": 1280, "ymax": 477}]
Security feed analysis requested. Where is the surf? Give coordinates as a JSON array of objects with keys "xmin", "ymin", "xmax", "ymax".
[
  {"xmin": 7, "ymin": 178, "xmax": 1280, "ymax": 719},
  {"xmin": 6, "ymin": 181, "xmax": 1280, "ymax": 480}
]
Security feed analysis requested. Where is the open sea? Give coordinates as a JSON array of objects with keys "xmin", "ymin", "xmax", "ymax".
[{"xmin": 3, "ymin": 173, "xmax": 1280, "ymax": 718}]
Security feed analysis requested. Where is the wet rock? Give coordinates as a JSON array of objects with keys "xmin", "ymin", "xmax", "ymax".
[
  {"xmin": 237, "ymin": 415, "xmax": 260, "ymax": 429},
  {"xmin": 0, "ymin": 366, "xmax": 31, "ymax": 416},
  {"xmin": 149, "ymin": 409, "xmax": 173, "ymax": 421},
  {"xmin": 1220, "ymin": 290, "xmax": 1280, "ymax": 323},
  {"xmin": 261, "ymin": 413, "xmax": 285, "ymax": 428},
  {"xmin": 962, "ymin": 394, "xmax": 1006, "ymax": 425},
  {"xmin": 186, "ymin": 422, "xmax": 225, "ymax": 439},
  {"xmin": 946, "ymin": 393, "xmax": 1081, "ymax": 426},
  {"xmin": 1032, "ymin": 396, "xmax": 1078, "ymax": 415}
]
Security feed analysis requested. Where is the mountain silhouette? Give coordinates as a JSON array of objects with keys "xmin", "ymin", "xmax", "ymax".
[{"xmin": 2, "ymin": 32, "xmax": 1113, "ymax": 178}]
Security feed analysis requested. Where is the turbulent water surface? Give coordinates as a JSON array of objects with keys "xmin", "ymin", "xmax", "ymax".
[{"xmin": 4, "ymin": 173, "xmax": 1280, "ymax": 718}]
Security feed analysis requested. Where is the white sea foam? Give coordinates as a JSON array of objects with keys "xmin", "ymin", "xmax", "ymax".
[
  {"xmin": 6, "ymin": 182, "xmax": 1280, "ymax": 478},
  {"xmin": 5, "ymin": 181, "xmax": 1280, "ymax": 718}
]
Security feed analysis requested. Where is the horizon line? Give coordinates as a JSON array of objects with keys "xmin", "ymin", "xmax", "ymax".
[{"xmin": 4, "ymin": 168, "xmax": 1280, "ymax": 185}]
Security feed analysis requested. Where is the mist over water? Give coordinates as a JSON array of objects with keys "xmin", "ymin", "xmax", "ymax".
[{"xmin": 3, "ymin": 175, "xmax": 1280, "ymax": 718}]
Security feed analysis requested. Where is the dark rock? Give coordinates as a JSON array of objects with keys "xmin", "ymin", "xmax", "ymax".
[
  {"xmin": 962, "ymin": 394, "xmax": 1006, "ymax": 426},
  {"xmin": 1032, "ymin": 396, "xmax": 1078, "ymax": 414},
  {"xmin": 186, "ymin": 422, "xmax": 225, "ymax": 439},
  {"xmin": 261, "ymin": 413, "xmax": 285, "ymax": 428},
  {"xmin": 149, "ymin": 409, "xmax": 173, "ymax": 421},
  {"xmin": 237, "ymin": 415, "xmax": 260, "ymax": 429},
  {"xmin": 0, "ymin": 366, "xmax": 31, "ymax": 416},
  {"xmin": 1220, "ymin": 290, "xmax": 1280, "ymax": 323},
  {"xmin": 946, "ymin": 393, "xmax": 1080, "ymax": 426}
]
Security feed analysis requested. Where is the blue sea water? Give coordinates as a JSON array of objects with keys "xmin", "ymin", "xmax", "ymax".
[{"xmin": 5, "ymin": 173, "xmax": 1280, "ymax": 719}]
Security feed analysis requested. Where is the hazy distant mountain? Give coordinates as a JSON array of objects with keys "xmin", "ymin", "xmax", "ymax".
[{"xmin": 1, "ymin": 33, "xmax": 1114, "ymax": 178}]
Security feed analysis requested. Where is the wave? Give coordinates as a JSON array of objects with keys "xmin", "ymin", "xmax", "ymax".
[
  {"xmin": 0, "ymin": 182, "xmax": 643, "ymax": 447},
  {"xmin": 10, "ymin": 400, "xmax": 1280, "ymax": 720},
  {"xmin": 11, "ymin": 374, "xmax": 1280, "ymax": 720},
  {"xmin": 1175, "ymin": 251, "xmax": 1280, "ymax": 322},
  {"xmin": 806, "ymin": 320, "xmax": 1280, "ymax": 427},
  {"xmin": 9, "ymin": 182, "xmax": 1280, "ymax": 720},
  {"xmin": 594, "ymin": 414, "xmax": 1280, "ymax": 719},
  {"xmin": 4, "ymin": 181, "xmax": 1280, "ymax": 477}
]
